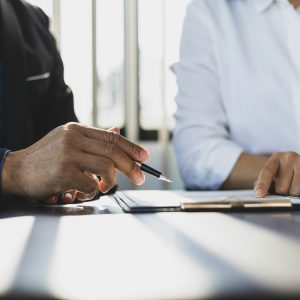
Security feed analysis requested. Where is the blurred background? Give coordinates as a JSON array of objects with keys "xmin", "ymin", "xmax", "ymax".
[{"xmin": 27, "ymin": 0, "xmax": 190, "ymax": 190}]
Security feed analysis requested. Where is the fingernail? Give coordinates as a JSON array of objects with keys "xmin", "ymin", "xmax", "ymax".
[
  {"xmin": 255, "ymin": 189, "xmax": 264, "ymax": 198},
  {"xmin": 100, "ymin": 182, "xmax": 111, "ymax": 194},
  {"xmin": 65, "ymin": 192, "xmax": 73, "ymax": 200},
  {"xmin": 141, "ymin": 148, "xmax": 150, "ymax": 161},
  {"xmin": 137, "ymin": 173, "xmax": 145, "ymax": 185}
]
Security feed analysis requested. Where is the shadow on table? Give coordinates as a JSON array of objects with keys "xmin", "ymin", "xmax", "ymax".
[
  {"xmin": 0, "ymin": 204, "xmax": 99, "ymax": 218},
  {"xmin": 134, "ymin": 213, "xmax": 286, "ymax": 299},
  {"xmin": 230, "ymin": 212, "xmax": 300, "ymax": 242}
]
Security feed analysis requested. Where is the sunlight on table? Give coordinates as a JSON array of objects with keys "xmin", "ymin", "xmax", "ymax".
[{"xmin": 0, "ymin": 217, "xmax": 35, "ymax": 295}]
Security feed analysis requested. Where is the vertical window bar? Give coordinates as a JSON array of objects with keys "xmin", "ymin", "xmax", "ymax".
[
  {"xmin": 92, "ymin": 0, "xmax": 98, "ymax": 127},
  {"xmin": 124, "ymin": 0, "xmax": 139, "ymax": 142},
  {"xmin": 159, "ymin": 0, "xmax": 170, "ymax": 189},
  {"xmin": 52, "ymin": 0, "xmax": 61, "ymax": 49}
]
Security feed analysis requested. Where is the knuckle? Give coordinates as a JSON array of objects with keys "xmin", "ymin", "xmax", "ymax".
[
  {"xmin": 127, "ymin": 142, "xmax": 144, "ymax": 160},
  {"xmin": 64, "ymin": 122, "xmax": 80, "ymax": 132},
  {"xmin": 107, "ymin": 131, "xmax": 120, "ymax": 144},
  {"xmin": 284, "ymin": 151, "xmax": 297, "ymax": 162},
  {"xmin": 272, "ymin": 152, "xmax": 282, "ymax": 159},
  {"xmin": 61, "ymin": 128, "xmax": 78, "ymax": 148},
  {"xmin": 129, "ymin": 143, "xmax": 138, "ymax": 157}
]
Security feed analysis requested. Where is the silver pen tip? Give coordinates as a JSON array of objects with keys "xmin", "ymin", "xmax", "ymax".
[{"xmin": 159, "ymin": 175, "xmax": 173, "ymax": 183}]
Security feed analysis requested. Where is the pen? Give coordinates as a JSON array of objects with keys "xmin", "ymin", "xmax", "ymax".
[{"xmin": 135, "ymin": 162, "xmax": 172, "ymax": 183}]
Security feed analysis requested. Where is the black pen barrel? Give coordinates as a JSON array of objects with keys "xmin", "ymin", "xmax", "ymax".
[{"xmin": 140, "ymin": 163, "xmax": 162, "ymax": 178}]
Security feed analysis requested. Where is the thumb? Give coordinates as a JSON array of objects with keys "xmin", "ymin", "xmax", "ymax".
[{"xmin": 109, "ymin": 127, "xmax": 120, "ymax": 135}]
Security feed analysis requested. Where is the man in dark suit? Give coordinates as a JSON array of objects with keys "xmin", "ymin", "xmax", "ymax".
[{"xmin": 0, "ymin": 0, "xmax": 148, "ymax": 203}]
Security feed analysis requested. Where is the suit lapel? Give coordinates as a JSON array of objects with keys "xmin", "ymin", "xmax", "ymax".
[{"xmin": 1, "ymin": 0, "xmax": 27, "ymax": 150}]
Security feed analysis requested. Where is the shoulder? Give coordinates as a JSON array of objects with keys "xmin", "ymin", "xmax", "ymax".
[
  {"xmin": 15, "ymin": 0, "xmax": 50, "ymax": 29},
  {"xmin": 188, "ymin": 0, "xmax": 232, "ymax": 12},
  {"xmin": 186, "ymin": 0, "xmax": 255, "ymax": 32},
  {"xmin": 189, "ymin": 0, "xmax": 243, "ymax": 11},
  {"xmin": 187, "ymin": 0, "xmax": 252, "ymax": 19}
]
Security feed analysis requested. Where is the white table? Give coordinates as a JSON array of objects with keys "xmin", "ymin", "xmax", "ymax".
[{"xmin": 1, "ymin": 193, "xmax": 300, "ymax": 299}]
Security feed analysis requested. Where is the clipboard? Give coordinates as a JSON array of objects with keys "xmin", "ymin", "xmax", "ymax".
[
  {"xmin": 180, "ymin": 197, "xmax": 292, "ymax": 211},
  {"xmin": 114, "ymin": 190, "xmax": 300, "ymax": 213}
]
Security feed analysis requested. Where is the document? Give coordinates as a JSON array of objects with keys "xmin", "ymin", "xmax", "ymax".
[{"xmin": 114, "ymin": 190, "xmax": 300, "ymax": 213}]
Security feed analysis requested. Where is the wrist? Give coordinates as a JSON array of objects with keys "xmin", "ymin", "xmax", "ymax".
[
  {"xmin": 1, "ymin": 149, "xmax": 11, "ymax": 196},
  {"xmin": 2, "ymin": 151, "xmax": 22, "ymax": 196}
]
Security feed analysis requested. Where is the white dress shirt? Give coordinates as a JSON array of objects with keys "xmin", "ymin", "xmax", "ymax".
[{"xmin": 173, "ymin": 0, "xmax": 300, "ymax": 190}]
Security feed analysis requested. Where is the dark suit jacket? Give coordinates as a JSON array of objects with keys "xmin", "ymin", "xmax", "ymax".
[{"xmin": 0, "ymin": 0, "xmax": 77, "ymax": 151}]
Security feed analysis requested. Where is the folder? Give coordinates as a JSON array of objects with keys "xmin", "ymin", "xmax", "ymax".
[{"xmin": 114, "ymin": 190, "xmax": 300, "ymax": 213}]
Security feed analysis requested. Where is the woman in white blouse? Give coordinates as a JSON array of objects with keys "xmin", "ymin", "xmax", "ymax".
[{"xmin": 173, "ymin": 0, "xmax": 300, "ymax": 197}]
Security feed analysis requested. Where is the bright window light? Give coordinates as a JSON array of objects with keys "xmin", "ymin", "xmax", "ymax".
[
  {"xmin": 60, "ymin": 0, "xmax": 93, "ymax": 125},
  {"xmin": 96, "ymin": 0, "xmax": 125, "ymax": 129},
  {"xmin": 25, "ymin": 0, "xmax": 190, "ymax": 132},
  {"xmin": 138, "ymin": 0, "xmax": 190, "ymax": 130}
]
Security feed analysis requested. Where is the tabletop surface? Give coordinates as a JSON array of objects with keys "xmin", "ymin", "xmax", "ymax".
[{"xmin": 1, "ymin": 193, "xmax": 300, "ymax": 299}]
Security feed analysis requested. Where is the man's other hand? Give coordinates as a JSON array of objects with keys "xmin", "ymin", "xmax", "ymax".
[{"xmin": 2, "ymin": 123, "xmax": 149, "ymax": 200}]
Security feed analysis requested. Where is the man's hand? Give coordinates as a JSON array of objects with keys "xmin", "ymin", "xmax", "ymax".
[
  {"xmin": 46, "ymin": 188, "xmax": 98, "ymax": 205},
  {"xmin": 46, "ymin": 174, "xmax": 100, "ymax": 205},
  {"xmin": 2, "ymin": 122, "xmax": 149, "ymax": 200},
  {"xmin": 255, "ymin": 152, "xmax": 300, "ymax": 198}
]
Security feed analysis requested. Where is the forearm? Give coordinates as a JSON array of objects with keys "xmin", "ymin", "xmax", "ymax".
[{"xmin": 221, "ymin": 153, "xmax": 269, "ymax": 190}]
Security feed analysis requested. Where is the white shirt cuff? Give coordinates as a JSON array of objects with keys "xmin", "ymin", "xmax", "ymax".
[{"xmin": 187, "ymin": 141, "xmax": 243, "ymax": 190}]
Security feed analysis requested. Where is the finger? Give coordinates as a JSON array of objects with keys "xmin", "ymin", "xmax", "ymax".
[
  {"xmin": 109, "ymin": 127, "xmax": 120, "ymax": 135},
  {"xmin": 76, "ymin": 190, "xmax": 98, "ymax": 202},
  {"xmin": 71, "ymin": 172, "xmax": 100, "ymax": 195},
  {"xmin": 255, "ymin": 157, "xmax": 280, "ymax": 198},
  {"xmin": 76, "ymin": 174, "xmax": 99, "ymax": 201},
  {"xmin": 98, "ymin": 181, "xmax": 109, "ymax": 194},
  {"xmin": 274, "ymin": 162, "xmax": 294, "ymax": 195},
  {"xmin": 60, "ymin": 190, "xmax": 77, "ymax": 204},
  {"xmin": 77, "ymin": 147, "xmax": 145, "ymax": 186},
  {"xmin": 79, "ymin": 126, "xmax": 149, "ymax": 162},
  {"xmin": 254, "ymin": 179, "xmax": 258, "ymax": 191},
  {"xmin": 289, "ymin": 170, "xmax": 300, "ymax": 196},
  {"xmin": 77, "ymin": 155, "xmax": 117, "ymax": 187},
  {"xmin": 45, "ymin": 195, "xmax": 59, "ymax": 205}
]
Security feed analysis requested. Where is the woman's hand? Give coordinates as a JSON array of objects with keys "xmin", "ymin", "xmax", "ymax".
[{"xmin": 255, "ymin": 152, "xmax": 300, "ymax": 198}]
